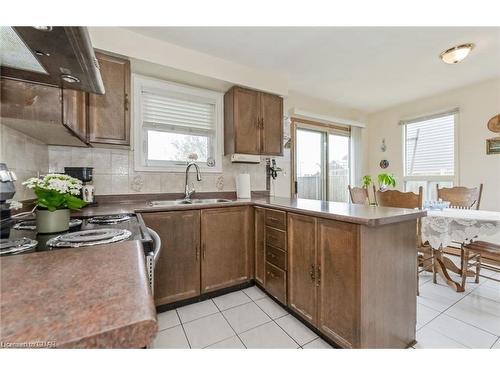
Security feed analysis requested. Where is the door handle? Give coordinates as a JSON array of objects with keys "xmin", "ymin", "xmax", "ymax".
[
  {"xmin": 309, "ymin": 264, "xmax": 315, "ymax": 281},
  {"xmin": 316, "ymin": 265, "xmax": 321, "ymax": 286},
  {"xmin": 202, "ymin": 243, "xmax": 206, "ymax": 260},
  {"xmin": 195, "ymin": 244, "xmax": 199, "ymax": 261}
]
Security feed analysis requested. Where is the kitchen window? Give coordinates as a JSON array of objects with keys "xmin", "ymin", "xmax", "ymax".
[
  {"xmin": 401, "ymin": 109, "xmax": 458, "ymax": 200},
  {"xmin": 133, "ymin": 75, "xmax": 223, "ymax": 172}
]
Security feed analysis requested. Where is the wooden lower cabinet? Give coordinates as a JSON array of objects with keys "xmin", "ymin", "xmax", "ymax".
[
  {"xmin": 141, "ymin": 210, "xmax": 201, "ymax": 306},
  {"xmin": 317, "ymin": 219, "xmax": 360, "ymax": 348},
  {"xmin": 287, "ymin": 213, "xmax": 317, "ymax": 325},
  {"xmin": 254, "ymin": 207, "xmax": 265, "ymax": 286},
  {"xmin": 201, "ymin": 206, "xmax": 253, "ymax": 293}
]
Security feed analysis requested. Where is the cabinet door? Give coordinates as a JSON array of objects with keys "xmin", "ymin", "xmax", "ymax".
[
  {"xmin": 234, "ymin": 87, "xmax": 261, "ymax": 154},
  {"xmin": 141, "ymin": 211, "xmax": 201, "ymax": 306},
  {"xmin": 254, "ymin": 207, "xmax": 266, "ymax": 286},
  {"xmin": 260, "ymin": 92, "xmax": 283, "ymax": 155},
  {"xmin": 88, "ymin": 52, "xmax": 130, "ymax": 145},
  {"xmin": 62, "ymin": 88, "xmax": 88, "ymax": 143},
  {"xmin": 317, "ymin": 219, "xmax": 360, "ymax": 348},
  {"xmin": 201, "ymin": 206, "xmax": 252, "ymax": 293},
  {"xmin": 287, "ymin": 213, "xmax": 317, "ymax": 325}
]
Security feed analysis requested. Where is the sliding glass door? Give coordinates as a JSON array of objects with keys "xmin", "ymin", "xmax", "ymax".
[
  {"xmin": 296, "ymin": 128, "xmax": 325, "ymax": 200},
  {"xmin": 294, "ymin": 122, "xmax": 350, "ymax": 202}
]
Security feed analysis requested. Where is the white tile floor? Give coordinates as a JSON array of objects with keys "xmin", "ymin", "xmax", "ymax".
[
  {"xmin": 415, "ymin": 256, "xmax": 500, "ymax": 349},
  {"xmin": 152, "ymin": 258, "xmax": 500, "ymax": 349},
  {"xmin": 151, "ymin": 286, "xmax": 330, "ymax": 349}
]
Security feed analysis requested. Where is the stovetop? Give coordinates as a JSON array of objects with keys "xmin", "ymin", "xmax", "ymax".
[{"xmin": 1, "ymin": 214, "xmax": 151, "ymax": 257}]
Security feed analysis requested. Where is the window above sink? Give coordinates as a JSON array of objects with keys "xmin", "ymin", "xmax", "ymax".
[{"xmin": 133, "ymin": 74, "xmax": 224, "ymax": 173}]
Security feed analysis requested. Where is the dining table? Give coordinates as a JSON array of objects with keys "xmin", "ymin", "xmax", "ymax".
[{"xmin": 421, "ymin": 208, "xmax": 500, "ymax": 292}]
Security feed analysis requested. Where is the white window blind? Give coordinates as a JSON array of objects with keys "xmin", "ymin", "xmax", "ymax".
[
  {"xmin": 403, "ymin": 111, "xmax": 456, "ymax": 177},
  {"xmin": 133, "ymin": 75, "xmax": 223, "ymax": 172},
  {"xmin": 142, "ymin": 90, "xmax": 215, "ymax": 135}
]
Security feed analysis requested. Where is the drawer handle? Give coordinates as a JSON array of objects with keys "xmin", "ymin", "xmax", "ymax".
[
  {"xmin": 267, "ymin": 271, "xmax": 276, "ymax": 279},
  {"xmin": 269, "ymin": 253, "xmax": 276, "ymax": 258},
  {"xmin": 269, "ymin": 217, "xmax": 280, "ymax": 221}
]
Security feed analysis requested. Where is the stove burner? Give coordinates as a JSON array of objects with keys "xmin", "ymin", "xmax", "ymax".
[
  {"xmin": 13, "ymin": 219, "xmax": 82, "ymax": 231},
  {"xmin": 46, "ymin": 228, "xmax": 132, "ymax": 248},
  {"xmin": 0, "ymin": 237, "xmax": 38, "ymax": 255},
  {"xmin": 88, "ymin": 214, "xmax": 131, "ymax": 225}
]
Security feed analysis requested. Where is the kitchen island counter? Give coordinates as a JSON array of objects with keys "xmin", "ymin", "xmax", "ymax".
[
  {"xmin": 0, "ymin": 240, "xmax": 157, "ymax": 348},
  {"xmin": 73, "ymin": 194, "xmax": 426, "ymax": 226}
]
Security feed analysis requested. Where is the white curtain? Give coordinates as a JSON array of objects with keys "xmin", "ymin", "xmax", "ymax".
[{"xmin": 350, "ymin": 126, "xmax": 363, "ymax": 187}]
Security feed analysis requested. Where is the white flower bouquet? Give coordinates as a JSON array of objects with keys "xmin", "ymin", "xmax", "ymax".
[{"xmin": 22, "ymin": 174, "xmax": 87, "ymax": 211}]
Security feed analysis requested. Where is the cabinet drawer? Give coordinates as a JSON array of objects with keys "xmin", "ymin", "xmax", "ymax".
[
  {"xmin": 266, "ymin": 245, "xmax": 286, "ymax": 270},
  {"xmin": 266, "ymin": 226, "xmax": 286, "ymax": 250},
  {"xmin": 265, "ymin": 209, "xmax": 286, "ymax": 231},
  {"xmin": 265, "ymin": 262, "xmax": 286, "ymax": 304}
]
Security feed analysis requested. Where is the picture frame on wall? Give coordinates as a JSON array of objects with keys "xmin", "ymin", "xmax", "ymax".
[{"xmin": 486, "ymin": 137, "xmax": 500, "ymax": 154}]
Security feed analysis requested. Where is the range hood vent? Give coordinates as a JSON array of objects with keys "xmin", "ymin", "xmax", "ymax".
[{"xmin": 0, "ymin": 26, "xmax": 105, "ymax": 94}]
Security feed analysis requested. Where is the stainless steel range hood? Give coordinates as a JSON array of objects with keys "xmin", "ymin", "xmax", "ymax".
[{"xmin": 0, "ymin": 26, "xmax": 105, "ymax": 94}]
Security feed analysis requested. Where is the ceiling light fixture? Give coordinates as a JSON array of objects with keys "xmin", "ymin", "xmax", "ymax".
[{"xmin": 440, "ymin": 43, "xmax": 475, "ymax": 64}]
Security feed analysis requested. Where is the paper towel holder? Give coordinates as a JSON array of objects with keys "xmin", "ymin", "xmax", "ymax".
[{"xmin": 266, "ymin": 158, "xmax": 282, "ymax": 180}]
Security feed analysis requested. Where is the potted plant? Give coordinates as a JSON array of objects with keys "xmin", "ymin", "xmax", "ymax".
[
  {"xmin": 377, "ymin": 173, "xmax": 396, "ymax": 192},
  {"xmin": 22, "ymin": 174, "xmax": 87, "ymax": 233},
  {"xmin": 361, "ymin": 175, "xmax": 372, "ymax": 189}
]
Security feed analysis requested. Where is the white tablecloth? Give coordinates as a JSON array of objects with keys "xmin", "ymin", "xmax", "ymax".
[{"xmin": 421, "ymin": 209, "xmax": 500, "ymax": 249}]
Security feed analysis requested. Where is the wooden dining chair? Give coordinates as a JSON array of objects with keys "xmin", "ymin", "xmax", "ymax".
[
  {"xmin": 461, "ymin": 240, "xmax": 500, "ymax": 287},
  {"xmin": 375, "ymin": 187, "xmax": 433, "ymax": 295},
  {"xmin": 436, "ymin": 184, "xmax": 483, "ymax": 210},
  {"xmin": 348, "ymin": 185, "xmax": 369, "ymax": 204},
  {"xmin": 375, "ymin": 186, "xmax": 423, "ymax": 210}
]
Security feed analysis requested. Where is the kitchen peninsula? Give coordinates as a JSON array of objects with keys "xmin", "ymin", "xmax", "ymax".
[{"xmin": 17, "ymin": 193, "xmax": 424, "ymax": 349}]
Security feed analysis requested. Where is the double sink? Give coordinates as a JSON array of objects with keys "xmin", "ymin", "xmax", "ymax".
[{"xmin": 148, "ymin": 198, "xmax": 233, "ymax": 207}]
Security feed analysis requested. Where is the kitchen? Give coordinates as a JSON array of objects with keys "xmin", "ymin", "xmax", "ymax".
[{"xmin": 0, "ymin": 4, "xmax": 499, "ymax": 374}]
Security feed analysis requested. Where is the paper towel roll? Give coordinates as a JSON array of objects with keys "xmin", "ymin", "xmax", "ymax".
[{"xmin": 236, "ymin": 174, "xmax": 251, "ymax": 199}]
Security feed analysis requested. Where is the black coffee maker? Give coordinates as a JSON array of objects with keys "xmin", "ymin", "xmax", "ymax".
[
  {"xmin": 0, "ymin": 163, "xmax": 17, "ymax": 238},
  {"xmin": 64, "ymin": 167, "xmax": 96, "ymax": 204}
]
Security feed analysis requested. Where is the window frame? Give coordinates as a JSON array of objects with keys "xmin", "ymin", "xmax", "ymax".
[
  {"xmin": 401, "ymin": 109, "xmax": 460, "ymax": 198},
  {"xmin": 133, "ymin": 74, "xmax": 224, "ymax": 173}
]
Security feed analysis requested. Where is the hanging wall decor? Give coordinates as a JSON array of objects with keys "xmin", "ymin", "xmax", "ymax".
[
  {"xmin": 379, "ymin": 159, "xmax": 389, "ymax": 169},
  {"xmin": 486, "ymin": 114, "xmax": 500, "ymax": 155}
]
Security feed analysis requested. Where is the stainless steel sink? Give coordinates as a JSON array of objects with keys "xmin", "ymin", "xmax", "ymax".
[{"xmin": 148, "ymin": 198, "xmax": 233, "ymax": 207}]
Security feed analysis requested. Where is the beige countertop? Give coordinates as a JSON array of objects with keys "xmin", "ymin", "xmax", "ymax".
[
  {"xmin": 74, "ymin": 195, "xmax": 426, "ymax": 226},
  {"xmin": 0, "ymin": 240, "xmax": 158, "ymax": 348}
]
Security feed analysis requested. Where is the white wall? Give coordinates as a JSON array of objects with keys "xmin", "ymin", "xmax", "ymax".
[
  {"xmin": 0, "ymin": 124, "xmax": 49, "ymax": 200},
  {"xmin": 366, "ymin": 78, "xmax": 500, "ymax": 211}
]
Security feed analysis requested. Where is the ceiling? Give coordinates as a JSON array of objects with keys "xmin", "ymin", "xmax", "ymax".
[{"xmin": 126, "ymin": 27, "xmax": 500, "ymax": 113}]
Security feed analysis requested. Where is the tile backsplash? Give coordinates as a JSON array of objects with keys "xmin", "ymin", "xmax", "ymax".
[
  {"xmin": 0, "ymin": 124, "xmax": 49, "ymax": 200},
  {"xmin": 48, "ymin": 146, "xmax": 267, "ymax": 196}
]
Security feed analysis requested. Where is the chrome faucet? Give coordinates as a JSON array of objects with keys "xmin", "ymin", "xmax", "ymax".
[{"xmin": 184, "ymin": 162, "xmax": 202, "ymax": 200}]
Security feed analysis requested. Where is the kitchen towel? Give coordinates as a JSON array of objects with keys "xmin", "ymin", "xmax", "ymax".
[{"xmin": 236, "ymin": 174, "xmax": 251, "ymax": 199}]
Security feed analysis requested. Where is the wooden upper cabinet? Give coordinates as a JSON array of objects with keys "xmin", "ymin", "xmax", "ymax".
[
  {"xmin": 317, "ymin": 219, "xmax": 360, "ymax": 348},
  {"xmin": 201, "ymin": 206, "xmax": 253, "ymax": 293},
  {"xmin": 260, "ymin": 92, "xmax": 283, "ymax": 155},
  {"xmin": 141, "ymin": 211, "xmax": 201, "ymax": 306},
  {"xmin": 224, "ymin": 86, "xmax": 260, "ymax": 155},
  {"xmin": 88, "ymin": 52, "xmax": 130, "ymax": 145},
  {"xmin": 224, "ymin": 86, "xmax": 283, "ymax": 156},
  {"xmin": 62, "ymin": 88, "xmax": 87, "ymax": 143},
  {"xmin": 287, "ymin": 213, "xmax": 318, "ymax": 325},
  {"xmin": 254, "ymin": 207, "xmax": 266, "ymax": 286}
]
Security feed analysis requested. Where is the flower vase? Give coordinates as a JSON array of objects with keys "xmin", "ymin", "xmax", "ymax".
[{"xmin": 36, "ymin": 208, "xmax": 70, "ymax": 234}]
